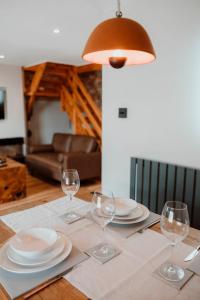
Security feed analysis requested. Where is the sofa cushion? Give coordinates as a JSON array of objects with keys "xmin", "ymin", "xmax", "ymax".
[
  {"xmin": 26, "ymin": 153, "xmax": 61, "ymax": 171},
  {"xmin": 52, "ymin": 133, "xmax": 72, "ymax": 153},
  {"xmin": 57, "ymin": 151, "xmax": 85, "ymax": 163},
  {"xmin": 69, "ymin": 135, "xmax": 98, "ymax": 153}
]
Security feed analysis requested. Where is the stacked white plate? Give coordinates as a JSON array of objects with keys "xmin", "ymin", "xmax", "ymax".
[
  {"xmin": 112, "ymin": 198, "xmax": 150, "ymax": 224},
  {"xmin": 0, "ymin": 228, "xmax": 72, "ymax": 274}
]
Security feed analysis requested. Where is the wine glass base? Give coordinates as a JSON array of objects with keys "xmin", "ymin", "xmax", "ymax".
[
  {"xmin": 159, "ymin": 262, "xmax": 185, "ymax": 282},
  {"xmin": 93, "ymin": 243, "xmax": 116, "ymax": 259},
  {"xmin": 86, "ymin": 242, "xmax": 121, "ymax": 264},
  {"xmin": 60, "ymin": 211, "xmax": 83, "ymax": 224}
]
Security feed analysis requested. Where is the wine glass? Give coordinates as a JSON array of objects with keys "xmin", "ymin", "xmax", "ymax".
[
  {"xmin": 91, "ymin": 189, "xmax": 116, "ymax": 259},
  {"xmin": 160, "ymin": 201, "xmax": 189, "ymax": 281},
  {"xmin": 61, "ymin": 169, "xmax": 80, "ymax": 201}
]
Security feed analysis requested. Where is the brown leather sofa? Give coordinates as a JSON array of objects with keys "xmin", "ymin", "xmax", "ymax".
[{"xmin": 26, "ymin": 133, "xmax": 101, "ymax": 181}]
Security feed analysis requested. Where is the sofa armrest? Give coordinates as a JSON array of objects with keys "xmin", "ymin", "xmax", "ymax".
[
  {"xmin": 29, "ymin": 144, "xmax": 54, "ymax": 154},
  {"xmin": 61, "ymin": 152, "xmax": 101, "ymax": 180}
]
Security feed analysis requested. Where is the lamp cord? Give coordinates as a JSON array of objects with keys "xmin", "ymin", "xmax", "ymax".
[{"xmin": 116, "ymin": 0, "xmax": 122, "ymax": 18}]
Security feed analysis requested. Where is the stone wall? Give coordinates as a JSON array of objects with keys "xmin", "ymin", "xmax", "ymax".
[{"xmin": 79, "ymin": 70, "xmax": 102, "ymax": 108}]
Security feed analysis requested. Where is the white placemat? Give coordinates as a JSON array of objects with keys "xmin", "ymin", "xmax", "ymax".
[
  {"xmin": 66, "ymin": 230, "xmax": 197, "ymax": 300},
  {"xmin": 1, "ymin": 197, "xmax": 199, "ymax": 300},
  {"xmin": 0, "ymin": 197, "xmax": 93, "ymax": 235},
  {"xmin": 187, "ymin": 252, "xmax": 200, "ymax": 276}
]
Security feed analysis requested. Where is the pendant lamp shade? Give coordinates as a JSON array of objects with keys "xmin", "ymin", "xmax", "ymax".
[{"xmin": 82, "ymin": 17, "xmax": 156, "ymax": 67}]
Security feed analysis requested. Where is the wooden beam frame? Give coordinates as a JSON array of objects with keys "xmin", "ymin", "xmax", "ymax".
[
  {"xmin": 69, "ymin": 69, "xmax": 102, "ymax": 123},
  {"xmin": 23, "ymin": 61, "xmax": 102, "ymax": 144},
  {"xmin": 61, "ymin": 86, "xmax": 95, "ymax": 136},
  {"xmin": 27, "ymin": 63, "xmax": 47, "ymax": 114},
  {"xmin": 67, "ymin": 76, "xmax": 101, "ymax": 136}
]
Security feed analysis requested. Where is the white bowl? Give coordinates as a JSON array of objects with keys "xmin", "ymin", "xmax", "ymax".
[
  {"xmin": 7, "ymin": 232, "xmax": 65, "ymax": 267},
  {"xmin": 9, "ymin": 228, "xmax": 58, "ymax": 259},
  {"xmin": 115, "ymin": 198, "xmax": 137, "ymax": 216}
]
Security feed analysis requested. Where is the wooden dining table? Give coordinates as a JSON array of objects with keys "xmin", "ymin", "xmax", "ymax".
[{"xmin": 0, "ymin": 188, "xmax": 200, "ymax": 300}]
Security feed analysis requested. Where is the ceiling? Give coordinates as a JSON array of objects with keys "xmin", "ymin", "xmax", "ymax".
[{"xmin": 0, "ymin": 0, "xmax": 158, "ymax": 67}]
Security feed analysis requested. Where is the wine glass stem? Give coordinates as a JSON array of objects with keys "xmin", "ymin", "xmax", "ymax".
[
  {"xmin": 102, "ymin": 226, "xmax": 106, "ymax": 240},
  {"xmin": 169, "ymin": 243, "xmax": 175, "ymax": 265},
  {"xmin": 69, "ymin": 194, "xmax": 73, "ymax": 201}
]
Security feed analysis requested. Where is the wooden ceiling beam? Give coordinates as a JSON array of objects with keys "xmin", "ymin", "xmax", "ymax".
[
  {"xmin": 39, "ymin": 78, "xmax": 64, "ymax": 84},
  {"xmin": 36, "ymin": 92, "xmax": 60, "ymax": 98},
  {"xmin": 47, "ymin": 62, "xmax": 73, "ymax": 70},
  {"xmin": 23, "ymin": 63, "xmax": 47, "ymax": 72},
  {"xmin": 25, "ymin": 77, "xmax": 64, "ymax": 88},
  {"xmin": 24, "ymin": 62, "xmax": 101, "ymax": 73},
  {"xmin": 76, "ymin": 64, "xmax": 102, "ymax": 74},
  {"xmin": 23, "ymin": 62, "xmax": 70, "ymax": 73},
  {"xmin": 26, "ymin": 91, "xmax": 60, "ymax": 96},
  {"xmin": 23, "ymin": 62, "xmax": 102, "ymax": 75},
  {"xmin": 38, "ymin": 84, "xmax": 62, "ymax": 91},
  {"xmin": 45, "ymin": 70, "xmax": 68, "ymax": 78}
]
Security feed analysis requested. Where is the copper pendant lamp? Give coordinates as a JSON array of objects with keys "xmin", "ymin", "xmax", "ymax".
[{"xmin": 82, "ymin": 0, "xmax": 156, "ymax": 68}]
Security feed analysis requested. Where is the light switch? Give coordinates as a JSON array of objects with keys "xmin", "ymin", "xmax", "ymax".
[{"xmin": 118, "ymin": 108, "xmax": 127, "ymax": 118}]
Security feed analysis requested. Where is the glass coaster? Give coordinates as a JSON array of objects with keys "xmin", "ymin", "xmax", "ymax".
[
  {"xmin": 60, "ymin": 211, "xmax": 83, "ymax": 224},
  {"xmin": 153, "ymin": 262, "xmax": 194, "ymax": 290},
  {"xmin": 85, "ymin": 242, "xmax": 121, "ymax": 264}
]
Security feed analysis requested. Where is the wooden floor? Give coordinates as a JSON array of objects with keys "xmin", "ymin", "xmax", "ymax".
[{"xmin": 26, "ymin": 173, "xmax": 56, "ymax": 197}]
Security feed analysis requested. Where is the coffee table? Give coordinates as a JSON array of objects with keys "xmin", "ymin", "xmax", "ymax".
[{"xmin": 0, "ymin": 158, "xmax": 26, "ymax": 203}]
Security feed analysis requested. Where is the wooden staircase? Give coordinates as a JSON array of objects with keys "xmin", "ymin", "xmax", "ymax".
[{"xmin": 23, "ymin": 62, "xmax": 102, "ymax": 144}]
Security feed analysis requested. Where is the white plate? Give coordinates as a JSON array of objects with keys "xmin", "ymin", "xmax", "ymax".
[
  {"xmin": 0, "ymin": 233, "xmax": 72, "ymax": 274},
  {"xmin": 114, "ymin": 205, "xmax": 144, "ymax": 220},
  {"xmin": 9, "ymin": 228, "xmax": 58, "ymax": 259},
  {"xmin": 7, "ymin": 233, "xmax": 65, "ymax": 267},
  {"xmin": 115, "ymin": 198, "xmax": 137, "ymax": 216},
  {"xmin": 111, "ymin": 205, "xmax": 150, "ymax": 225}
]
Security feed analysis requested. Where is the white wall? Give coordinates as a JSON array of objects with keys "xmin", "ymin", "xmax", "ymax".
[
  {"xmin": 30, "ymin": 100, "xmax": 72, "ymax": 144},
  {"xmin": 0, "ymin": 64, "xmax": 25, "ymax": 138},
  {"xmin": 102, "ymin": 0, "xmax": 200, "ymax": 197}
]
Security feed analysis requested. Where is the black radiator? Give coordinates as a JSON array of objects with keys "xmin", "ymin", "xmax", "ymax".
[{"xmin": 130, "ymin": 158, "xmax": 200, "ymax": 229}]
